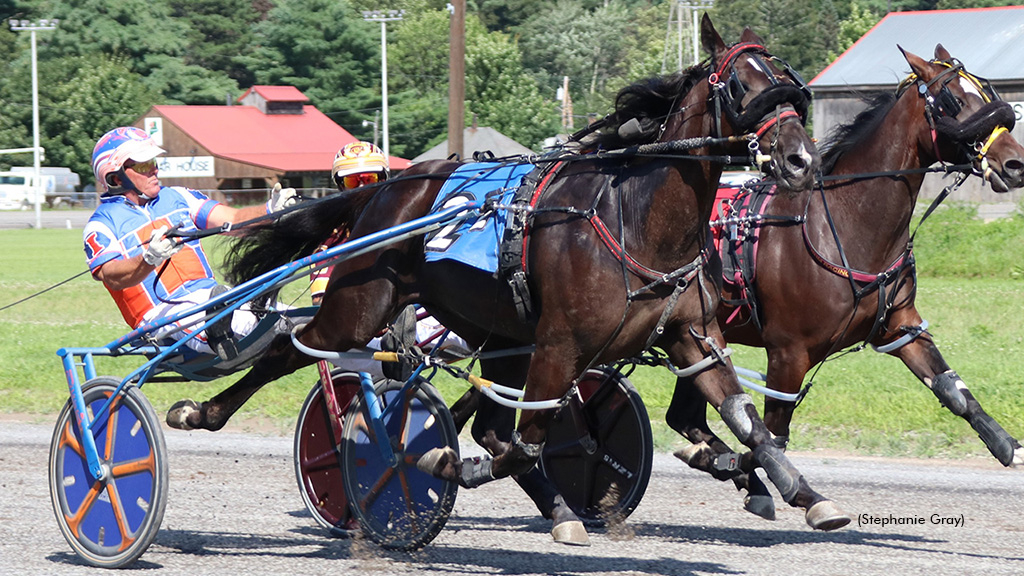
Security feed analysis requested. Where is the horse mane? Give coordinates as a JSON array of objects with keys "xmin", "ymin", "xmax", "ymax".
[
  {"xmin": 222, "ymin": 187, "xmax": 378, "ymax": 286},
  {"xmin": 820, "ymin": 92, "xmax": 897, "ymax": 174},
  {"xmin": 584, "ymin": 65, "xmax": 706, "ymax": 150}
]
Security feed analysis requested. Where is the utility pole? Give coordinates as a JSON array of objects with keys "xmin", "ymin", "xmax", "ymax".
[
  {"xmin": 362, "ymin": 10, "xmax": 404, "ymax": 159},
  {"xmin": 662, "ymin": 1, "xmax": 713, "ymax": 72},
  {"xmin": 447, "ymin": 0, "xmax": 466, "ymax": 159},
  {"xmin": 560, "ymin": 76, "xmax": 573, "ymax": 134},
  {"xmin": 9, "ymin": 18, "xmax": 58, "ymax": 230}
]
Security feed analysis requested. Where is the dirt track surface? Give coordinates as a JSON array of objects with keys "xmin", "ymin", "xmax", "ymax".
[{"xmin": 2, "ymin": 419, "xmax": 1022, "ymax": 576}]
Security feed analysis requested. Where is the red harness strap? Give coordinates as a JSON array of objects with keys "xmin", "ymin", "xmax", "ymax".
[
  {"xmin": 518, "ymin": 159, "xmax": 702, "ymax": 286},
  {"xmin": 587, "ymin": 215, "xmax": 672, "ymax": 282},
  {"xmin": 755, "ymin": 109, "xmax": 801, "ymax": 138},
  {"xmin": 519, "ymin": 160, "xmax": 565, "ymax": 271},
  {"xmin": 709, "ymin": 43, "xmax": 767, "ymax": 84},
  {"xmin": 801, "ymin": 216, "xmax": 910, "ymax": 284}
]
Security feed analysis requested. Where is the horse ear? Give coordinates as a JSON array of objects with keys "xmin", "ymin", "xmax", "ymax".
[
  {"xmin": 739, "ymin": 26, "xmax": 765, "ymax": 45},
  {"xmin": 700, "ymin": 13, "xmax": 726, "ymax": 60},
  {"xmin": 899, "ymin": 45, "xmax": 933, "ymax": 81},
  {"xmin": 934, "ymin": 43, "xmax": 952, "ymax": 62}
]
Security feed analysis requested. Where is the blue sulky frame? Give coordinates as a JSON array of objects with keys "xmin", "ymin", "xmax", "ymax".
[{"xmin": 56, "ymin": 201, "xmax": 483, "ymax": 482}]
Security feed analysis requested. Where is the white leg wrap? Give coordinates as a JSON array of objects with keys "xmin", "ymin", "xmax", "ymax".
[{"xmin": 721, "ymin": 393, "xmax": 756, "ymax": 444}]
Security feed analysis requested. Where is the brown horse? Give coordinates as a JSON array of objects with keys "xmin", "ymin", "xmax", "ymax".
[
  {"xmin": 668, "ymin": 45, "xmax": 1024, "ymax": 517},
  {"xmin": 169, "ymin": 15, "xmax": 850, "ymax": 541}
]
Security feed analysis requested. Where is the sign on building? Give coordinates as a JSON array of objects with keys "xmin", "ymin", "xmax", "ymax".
[{"xmin": 157, "ymin": 156, "xmax": 216, "ymax": 178}]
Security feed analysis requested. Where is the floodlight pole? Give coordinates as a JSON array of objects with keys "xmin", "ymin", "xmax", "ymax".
[
  {"xmin": 9, "ymin": 18, "xmax": 58, "ymax": 230},
  {"xmin": 678, "ymin": 1, "xmax": 714, "ymax": 66},
  {"xmin": 363, "ymin": 10, "xmax": 404, "ymax": 159}
]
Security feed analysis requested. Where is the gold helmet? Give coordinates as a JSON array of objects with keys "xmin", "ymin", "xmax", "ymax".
[{"xmin": 332, "ymin": 141, "xmax": 389, "ymax": 189}]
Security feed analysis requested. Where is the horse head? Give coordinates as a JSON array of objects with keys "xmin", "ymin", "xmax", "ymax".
[
  {"xmin": 701, "ymin": 15, "xmax": 819, "ymax": 190},
  {"xmin": 899, "ymin": 45, "xmax": 1024, "ymax": 192}
]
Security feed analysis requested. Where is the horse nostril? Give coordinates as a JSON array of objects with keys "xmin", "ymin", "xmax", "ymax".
[
  {"xmin": 1004, "ymin": 158, "xmax": 1024, "ymax": 178},
  {"xmin": 786, "ymin": 153, "xmax": 808, "ymax": 174}
]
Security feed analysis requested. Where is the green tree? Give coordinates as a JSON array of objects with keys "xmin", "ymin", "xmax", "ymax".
[
  {"xmin": 238, "ymin": 0, "xmax": 380, "ymax": 136},
  {"xmin": 827, "ymin": 0, "xmax": 880, "ymax": 62},
  {"xmin": 38, "ymin": 0, "xmax": 239, "ymax": 104},
  {"xmin": 712, "ymin": 0, "xmax": 834, "ymax": 78},
  {"xmin": 168, "ymin": 0, "xmax": 272, "ymax": 88},
  {"xmin": 43, "ymin": 55, "xmax": 161, "ymax": 186},
  {"xmin": 386, "ymin": 9, "xmax": 453, "ymax": 156},
  {"xmin": 388, "ymin": 9, "xmax": 558, "ymax": 155},
  {"xmin": 465, "ymin": 19, "xmax": 559, "ymax": 149},
  {"xmin": 472, "ymin": 0, "xmax": 548, "ymax": 32}
]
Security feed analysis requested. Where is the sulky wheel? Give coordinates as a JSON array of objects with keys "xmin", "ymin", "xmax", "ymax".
[
  {"xmin": 293, "ymin": 370, "xmax": 362, "ymax": 537},
  {"xmin": 341, "ymin": 378, "xmax": 459, "ymax": 551},
  {"xmin": 48, "ymin": 377, "xmax": 168, "ymax": 568},
  {"xmin": 540, "ymin": 367, "xmax": 653, "ymax": 526}
]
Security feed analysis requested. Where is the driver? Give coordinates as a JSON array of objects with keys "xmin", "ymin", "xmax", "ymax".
[
  {"xmin": 83, "ymin": 126, "xmax": 298, "ymax": 356},
  {"xmin": 310, "ymin": 142, "xmax": 470, "ymax": 379}
]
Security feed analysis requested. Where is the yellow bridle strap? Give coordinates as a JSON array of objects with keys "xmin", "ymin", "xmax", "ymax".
[{"xmin": 979, "ymin": 125, "xmax": 1008, "ymax": 157}]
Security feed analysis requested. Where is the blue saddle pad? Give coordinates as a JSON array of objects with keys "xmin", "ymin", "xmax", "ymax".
[{"xmin": 424, "ymin": 162, "xmax": 534, "ymax": 273}]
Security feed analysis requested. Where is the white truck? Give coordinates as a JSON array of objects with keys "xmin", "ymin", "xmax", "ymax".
[{"xmin": 0, "ymin": 167, "xmax": 83, "ymax": 210}]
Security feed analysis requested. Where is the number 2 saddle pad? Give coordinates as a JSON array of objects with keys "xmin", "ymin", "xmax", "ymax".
[{"xmin": 423, "ymin": 162, "xmax": 534, "ymax": 273}]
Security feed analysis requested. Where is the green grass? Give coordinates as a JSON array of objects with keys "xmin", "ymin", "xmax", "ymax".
[{"xmin": 1, "ymin": 208, "xmax": 1022, "ymax": 460}]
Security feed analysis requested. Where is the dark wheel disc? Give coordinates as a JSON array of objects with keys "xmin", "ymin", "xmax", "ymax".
[
  {"xmin": 341, "ymin": 378, "xmax": 459, "ymax": 550},
  {"xmin": 540, "ymin": 367, "xmax": 653, "ymax": 526},
  {"xmin": 293, "ymin": 370, "xmax": 362, "ymax": 536}
]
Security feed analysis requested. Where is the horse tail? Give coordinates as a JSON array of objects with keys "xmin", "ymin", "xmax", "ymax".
[{"xmin": 222, "ymin": 186, "xmax": 379, "ymax": 285}]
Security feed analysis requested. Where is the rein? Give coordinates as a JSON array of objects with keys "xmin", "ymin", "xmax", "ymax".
[{"xmin": 800, "ymin": 169, "xmax": 969, "ymax": 356}]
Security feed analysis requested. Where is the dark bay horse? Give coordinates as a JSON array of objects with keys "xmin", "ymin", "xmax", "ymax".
[
  {"xmin": 668, "ymin": 45, "xmax": 1024, "ymax": 517},
  {"xmin": 169, "ymin": 15, "xmax": 851, "ymax": 540}
]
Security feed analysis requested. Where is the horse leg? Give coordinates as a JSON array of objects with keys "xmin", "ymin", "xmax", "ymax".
[
  {"xmin": 166, "ymin": 331, "xmax": 319, "ymax": 430},
  {"xmin": 759, "ymin": 346, "xmax": 815, "ymax": 453},
  {"xmin": 448, "ymin": 386, "xmax": 480, "ymax": 433},
  {"xmin": 666, "ymin": 375, "xmax": 776, "ymax": 520},
  {"xmin": 888, "ymin": 323, "xmax": 1023, "ymax": 467},
  {"xmin": 666, "ymin": 331, "xmax": 850, "ymax": 531},
  {"xmin": 469, "ymin": 360, "xmax": 589, "ymax": 545},
  {"xmin": 168, "ymin": 269, "xmax": 404, "ymax": 432},
  {"xmin": 418, "ymin": 342, "xmax": 575, "ymax": 488}
]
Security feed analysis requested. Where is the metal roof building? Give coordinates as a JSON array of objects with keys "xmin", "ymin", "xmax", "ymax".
[
  {"xmin": 412, "ymin": 123, "xmax": 533, "ymax": 163},
  {"xmin": 809, "ymin": 7, "xmax": 1024, "ymax": 205}
]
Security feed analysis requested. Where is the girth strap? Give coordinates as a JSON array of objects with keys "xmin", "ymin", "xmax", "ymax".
[{"xmin": 498, "ymin": 160, "xmax": 567, "ymax": 323}]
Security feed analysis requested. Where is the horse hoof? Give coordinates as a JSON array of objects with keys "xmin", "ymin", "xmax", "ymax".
[
  {"xmin": 805, "ymin": 500, "xmax": 851, "ymax": 531},
  {"xmin": 166, "ymin": 399, "xmax": 201, "ymax": 430},
  {"xmin": 551, "ymin": 520, "xmax": 590, "ymax": 546},
  {"xmin": 743, "ymin": 494, "xmax": 776, "ymax": 521},
  {"xmin": 1011, "ymin": 447, "xmax": 1024, "ymax": 468},
  {"xmin": 416, "ymin": 446, "xmax": 458, "ymax": 477},
  {"xmin": 673, "ymin": 441, "xmax": 709, "ymax": 465}
]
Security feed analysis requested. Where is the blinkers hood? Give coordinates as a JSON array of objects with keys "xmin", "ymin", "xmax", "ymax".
[
  {"xmin": 725, "ymin": 83, "xmax": 810, "ymax": 134},
  {"xmin": 934, "ymin": 100, "xmax": 1016, "ymax": 144}
]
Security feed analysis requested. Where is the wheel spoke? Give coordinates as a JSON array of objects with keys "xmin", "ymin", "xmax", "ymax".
[
  {"xmin": 395, "ymin": 467, "xmax": 423, "ymax": 533},
  {"xmin": 578, "ymin": 458, "xmax": 598, "ymax": 509},
  {"xmin": 301, "ymin": 447, "xmax": 341, "ymax": 471},
  {"xmin": 355, "ymin": 466, "xmax": 395, "ymax": 512},
  {"xmin": 65, "ymin": 481, "xmax": 103, "ymax": 537},
  {"xmin": 60, "ymin": 420, "xmax": 85, "ymax": 459},
  {"xmin": 543, "ymin": 436, "xmax": 588, "ymax": 458},
  {"xmin": 103, "ymin": 481, "xmax": 137, "ymax": 552},
  {"xmin": 590, "ymin": 398, "xmax": 630, "ymax": 441},
  {"xmin": 110, "ymin": 451, "xmax": 156, "ymax": 478}
]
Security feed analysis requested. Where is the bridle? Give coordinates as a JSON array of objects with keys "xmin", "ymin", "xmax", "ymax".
[
  {"xmin": 708, "ymin": 42, "xmax": 810, "ymax": 163},
  {"xmin": 897, "ymin": 58, "xmax": 1015, "ymax": 171}
]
